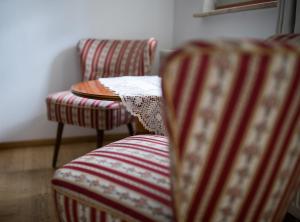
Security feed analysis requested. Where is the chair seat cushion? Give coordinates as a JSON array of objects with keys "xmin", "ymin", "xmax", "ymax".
[
  {"xmin": 52, "ymin": 135, "xmax": 173, "ymax": 222},
  {"xmin": 46, "ymin": 91, "xmax": 133, "ymax": 130}
]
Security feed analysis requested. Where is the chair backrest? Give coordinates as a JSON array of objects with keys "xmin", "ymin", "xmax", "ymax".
[
  {"xmin": 267, "ymin": 33, "xmax": 300, "ymax": 46},
  {"xmin": 78, "ymin": 38, "xmax": 157, "ymax": 81},
  {"xmin": 267, "ymin": 32, "xmax": 300, "ymax": 219},
  {"xmin": 162, "ymin": 40, "xmax": 300, "ymax": 222}
]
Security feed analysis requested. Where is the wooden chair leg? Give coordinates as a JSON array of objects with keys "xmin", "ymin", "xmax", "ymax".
[
  {"xmin": 96, "ymin": 129, "xmax": 104, "ymax": 147},
  {"xmin": 52, "ymin": 122, "xmax": 64, "ymax": 168},
  {"xmin": 127, "ymin": 123, "xmax": 134, "ymax": 136}
]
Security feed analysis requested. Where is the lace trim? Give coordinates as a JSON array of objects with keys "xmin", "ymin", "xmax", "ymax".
[
  {"xmin": 119, "ymin": 95, "xmax": 165, "ymax": 135},
  {"xmin": 99, "ymin": 76, "xmax": 165, "ymax": 135}
]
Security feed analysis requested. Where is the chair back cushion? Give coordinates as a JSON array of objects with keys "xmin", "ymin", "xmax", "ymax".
[
  {"xmin": 268, "ymin": 33, "xmax": 300, "ymax": 219},
  {"xmin": 267, "ymin": 33, "xmax": 300, "ymax": 46},
  {"xmin": 78, "ymin": 38, "xmax": 157, "ymax": 81},
  {"xmin": 162, "ymin": 40, "xmax": 300, "ymax": 222}
]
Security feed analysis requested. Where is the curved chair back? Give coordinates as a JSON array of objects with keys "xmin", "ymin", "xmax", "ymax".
[
  {"xmin": 78, "ymin": 38, "xmax": 157, "ymax": 81},
  {"xmin": 267, "ymin": 33, "xmax": 300, "ymax": 46},
  {"xmin": 162, "ymin": 40, "xmax": 300, "ymax": 221},
  {"xmin": 267, "ymin": 32, "xmax": 300, "ymax": 219}
]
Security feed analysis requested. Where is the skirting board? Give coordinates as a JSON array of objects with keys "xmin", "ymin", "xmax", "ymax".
[{"xmin": 0, "ymin": 133, "xmax": 128, "ymax": 149}]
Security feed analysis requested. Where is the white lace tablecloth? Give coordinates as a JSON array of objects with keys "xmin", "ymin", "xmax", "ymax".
[{"xmin": 99, "ymin": 76, "xmax": 165, "ymax": 135}]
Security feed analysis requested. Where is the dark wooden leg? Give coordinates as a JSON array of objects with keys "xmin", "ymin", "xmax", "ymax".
[
  {"xmin": 127, "ymin": 123, "xmax": 134, "ymax": 136},
  {"xmin": 134, "ymin": 118, "xmax": 149, "ymax": 135},
  {"xmin": 96, "ymin": 129, "xmax": 104, "ymax": 147},
  {"xmin": 52, "ymin": 122, "xmax": 64, "ymax": 168}
]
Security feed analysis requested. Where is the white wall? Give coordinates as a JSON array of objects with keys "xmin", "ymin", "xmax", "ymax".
[
  {"xmin": 296, "ymin": 2, "xmax": 300, "ymax": 32},
  {"xmin": 0, "ymin": 0, "xmax": 174, "ymax": 142},
  {"xmin": 173, "ymin": 0, "xmax": 278, "ymax": 47}
]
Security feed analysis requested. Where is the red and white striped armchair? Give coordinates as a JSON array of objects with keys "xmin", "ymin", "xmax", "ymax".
[
  {"xmin": 46, "ymin": 38, "xmax": 157, "ymax": 168},
  {"xmin": 267, "ymin": 33, "xmax": 300, "ymax": 46},
  {"xmin": 267, "ymin": 33, "xmax": 300, "ymax": 220},
  {"xmin": 51, "ymin": 38, "xmax": 300, "ymax": 221}
]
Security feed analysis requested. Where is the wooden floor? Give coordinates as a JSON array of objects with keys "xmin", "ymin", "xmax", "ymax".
[
  {"xmin": 0, "ymin": 139, "xmax": 298, "ymax": 222},
  {"xmin": 0, "ymin": 140, "xmax": 113, "ymax": 222}
]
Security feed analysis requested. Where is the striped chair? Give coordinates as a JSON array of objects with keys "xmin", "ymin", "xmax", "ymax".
[
  {"xmin": 52, "ymin": 39, "xmax": 300, "ymax": 222},
  {"xmin": 267, "ymin": 33, "xmax": 300, "ymax": 220},
  {"xmin": 267, "ymin": 33, "xmax": 300, "ymax": 46},
  {"xmin": 47, "ymin": 38, "xmax": 157, "ymax": 168}
]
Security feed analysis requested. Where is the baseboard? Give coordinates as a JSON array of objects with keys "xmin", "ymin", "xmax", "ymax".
[{"xmin": 0, "ymin": 133, "xmax": 128, "ymax": 149}]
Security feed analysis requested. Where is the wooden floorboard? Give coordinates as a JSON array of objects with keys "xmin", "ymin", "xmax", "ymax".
[
  {"xmin": 1, "ymin": 136, "xmax": 298, "ymax": 221},
  {"xmin": 0, "ymin": 139, "xmax": 117, "ymax": 222}
]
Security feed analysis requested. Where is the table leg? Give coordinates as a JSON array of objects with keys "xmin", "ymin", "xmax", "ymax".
[{"xmin": 134, "ymin": 118, "xmax": 150, "ymax": 134}]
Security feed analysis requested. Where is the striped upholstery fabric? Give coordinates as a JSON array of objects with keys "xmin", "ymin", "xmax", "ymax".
[
  {"xmin": 268, "ymin": 33, "xmax": 300, "ymax": 219},
  {"xmin": 46, "ymin": 91, "xmax": 133, "ymax": 130},
  {"xmin": 52, "ymin": 135, "xmax": 173, "ymax": 222},
  {"xmin": 162, "ymin": 40, "xmax": 300, "ymax": 221},
  {"xmin": 267, "ymin": 33, "xmax": 300, "ymax": 46},
  {"xmin": 78, "ymin": 38, "xmax": 157, "ymax": 81},
  {"xmin": 46, "ymin": 38, "xmax": 157, "ymax": 130}
]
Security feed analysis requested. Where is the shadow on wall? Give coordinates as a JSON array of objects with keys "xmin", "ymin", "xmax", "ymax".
[
  {"xmin": 2, "ymin": 45, "xmax": 95, "ymax": 143},
  {"xmin": 47, "ymin": 45, "xmax": 82, "ymax": 94}
]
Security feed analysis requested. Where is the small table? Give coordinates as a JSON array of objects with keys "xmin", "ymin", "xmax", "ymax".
[
  {"xmin": 71, "ymin": 80, "xmax": 120, "ymax": 101},
  {"xmin": 71, "ymin": 80, "xmax": 150, "ymax": 134}
]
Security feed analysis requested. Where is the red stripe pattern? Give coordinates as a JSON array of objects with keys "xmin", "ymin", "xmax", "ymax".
[
  {"xmin": 267, "ymin": 33, "xmax": 300, "ymax": 46},
  {"xmin": 55, "ymin": 192, "xmax": 128, "ymax": 222},
  {"xmin": 268, "ymin": 33, "xmax": 300, "ymax": 220},
  {"xmin": 162, "ymin": 40, "xmax": 300, "ymax": 221},
  {"xmin": 52, "ymin": 135, "xmax": 173, "ymax": 222},
  {"xmin": 46, "ymin": 38, "xmax": 157, "ymax": 131},
  {"xmin": 46, "ymin": 91, "xmax": 133, "ymax": 130},
  {"xmin": 78, "ymin": 38, "xmax": 157, "ymax": 81}
]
